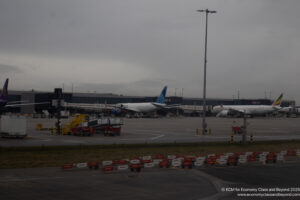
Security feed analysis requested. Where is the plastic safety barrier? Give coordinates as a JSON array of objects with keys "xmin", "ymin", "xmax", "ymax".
[
  {"xmin": 155, "ymin": 155, "xmax": 164, "ymax": 159},
  {"xmin": 76, "ymin": 162, "xmax": 88, "ymax": 169},
  {"xmin": 287, "ymin": 150, "xmax": 296, "ymax": 156},
  {"xmin": 238, "ymin": 157, "xmax": 247, "ymax": 164},
  {"xmin": 167, "ymin": 155, "xmax": 176, "ymax": 160},
  {"xmin": 182, "ymin": 160, "xmax": 193, "ymax": 169},
  {"xmin": 130, "ymin": 164, "xmax": 142, "ymax": 172},
  {"xmin": 141, "ymin": 159, "xmax": 152, "ymax": 164},
  {"xmin": 279, "ymin": 150, "xmax": 287, "ymax": 156},
  {"xmin": 194, "ymin": 160, "xmax": 205, "ymax": 167},
  {"xmin": 102, "ymin": 166, "xmax": 114, "ymax": 172},
  {"xmin": 130, "ymin": 159, "xmax": 141, "ymax": 164},
  {"xmin": 88, "ymin": 161, "xmax": 99, "ymax": 170},
  {"xmin": 102, "ymin": 160, "xmax": 113, "ymax": 166},
  {"xmin": 117, "ymin": 165, "xmax": 129, "ymax": 171},
  {"xmin": 153, "ymin": 159, "xmax": 163, "ymax": 165},
  {"xmin": 171, "ymin": 159, "xmax": 182, "ymax": 168},
  {"xmin": 61, "ymin": 164, "xmax": 73, "ymax": 170},
  {"xmin": 113, "ymin": 160, "xmax": 128, "ymax": 165},
  {"xmin": 159, "ymin": 159, "xmax": 169, "ymax": 168},
  {"xmin": 142, "ymin": 156, "xmax": 152, "ymax": 160},
  {"xmin": 144, "ymin": 162, "xmax": 155, "ymax": 168},
  {"xmin": 296, "ymin": 149, "xmax": 300, "ymax": 157}
]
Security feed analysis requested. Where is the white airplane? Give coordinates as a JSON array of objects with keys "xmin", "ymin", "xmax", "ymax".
[
  {"xmin": 212, "ymin": 94, "xmax": 284, "ymax": 117},
  {"xmin": 114, "ymin": 86, "xmax": 172, "ymax": 114}
]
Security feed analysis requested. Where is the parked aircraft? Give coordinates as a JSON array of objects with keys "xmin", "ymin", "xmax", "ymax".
[
  {"xmin": 212, "ymin": 94, "xmax": 284, "ymax": 117},
  {"xmin": 0, "ymin": 78, "xmax": 49, "ymax": 108},
  {"xmin": 64, "ymin": 86, "xmax": 178, "ymax": 116},
  {"xmin": 113, "ymin": 86, "xmax": 173, "ymax": 114}
]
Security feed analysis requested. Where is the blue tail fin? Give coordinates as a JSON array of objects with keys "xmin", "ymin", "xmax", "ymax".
[
  {"xmin": 156, "ymin": 86, "xmax": 167, "ymax": 104},
  {"xmin": 0, "ymin": 78, "xmax": 8, "ymax": 104}
]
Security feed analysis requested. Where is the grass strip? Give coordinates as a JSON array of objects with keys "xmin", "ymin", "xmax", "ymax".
[{"xmin": 1, "ymin": 140, "xmax": 300, "ymax": 169}]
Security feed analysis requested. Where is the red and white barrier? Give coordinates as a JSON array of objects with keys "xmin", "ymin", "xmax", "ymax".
[
  {"xmin": 117, "ymin": 165, "xmax": 129, "ymax": 171},
  {"xmin": 194, "ymin": 160, "xmax": 205, "ymax": 167},
  {"xmin": 141, "ymin": 155, "xmax": 152, "ymax": 160},
  {"xmin": 167, "ymin": 155, "xmax": 176, "ymax": 160},
  {"xmin": 144, "ymin": 162, "xmax": 155, "ymax": 168},
  {"xmin": 76, "ymin": 162, "xmax": 88, "ymax": 169},
  {"xmin": 171, "ymin": 159, "xmax": 182, "ymax": 168},
  {"xmin": 102, "ymin": 160, "xmax": 113, "ymax": 166},
  {"xmin": 61, "ymin": 164, "xmax": 73, "ymax": 170},
  {"xmin": 130, "ymin": 159, "xmax": 140, "ymax": 164},
  {"xmin": 102, "ymin": 166, "xmax": 114, "ymax": 173},
  {"xmin": 153, "ymin": 159, "xmax": 163, "ymax": 165}
]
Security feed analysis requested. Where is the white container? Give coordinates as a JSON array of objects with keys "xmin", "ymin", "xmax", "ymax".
[{"xmin": 0, "ymin": 115, "xmax": 27, "ymax": 137}]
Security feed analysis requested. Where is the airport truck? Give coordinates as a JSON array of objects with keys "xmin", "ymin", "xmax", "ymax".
[
  {"xmin": 0, "ymin": 115, "xmax": 27, "ymax": 138},
  {"xmin": 88, "ymin": 118, "xmax": 123, "ymax": 136}
]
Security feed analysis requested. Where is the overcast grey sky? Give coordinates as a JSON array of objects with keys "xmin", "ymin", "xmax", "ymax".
[{"xmin": 0, "ymin": 0, "xmax": 299, "ymax": 104}]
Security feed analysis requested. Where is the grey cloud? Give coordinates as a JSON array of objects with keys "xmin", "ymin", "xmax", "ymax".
[{"xmin": 0, "ymin": 0, "xmax": 300, "ymax": 104}]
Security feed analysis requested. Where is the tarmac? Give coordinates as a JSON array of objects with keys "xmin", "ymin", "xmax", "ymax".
[
  {"xmin": 1, "ymin": 117, "xmax": 300, "ymax": 147},
  {"xmin": 1, "ymin": 162, "xmax": 300, "ymax": 200}
]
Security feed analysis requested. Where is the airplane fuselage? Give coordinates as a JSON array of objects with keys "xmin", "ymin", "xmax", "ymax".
[
  {"xmin": 212, "ymin": 105, "xmax": 279, "ymax": 116},
  {"xmin": 118, "ymin": 102, "xmax": 166, "ymax": 113}
]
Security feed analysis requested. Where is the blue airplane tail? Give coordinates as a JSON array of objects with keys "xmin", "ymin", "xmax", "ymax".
[
  {"xmin": 156, "ymin": 86, "xmax": 167, "ymax": 104},
  {"xmin": 0, "ymin": 78, "xmax": 8, "ymax": 102}
]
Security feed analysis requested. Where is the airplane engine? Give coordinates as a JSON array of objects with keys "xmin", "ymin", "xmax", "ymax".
[
  {"xmin": 216, "ymin": 110, "xmax": 229, "ymax": 117},
  {"xmin": 112, "ymin": 108, "xmax": 120, "ymax": 115}
]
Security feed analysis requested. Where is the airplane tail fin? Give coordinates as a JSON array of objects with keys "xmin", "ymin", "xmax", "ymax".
[
  {"xmin": 0, "ymin": 78, "xmax": 9, "ymax": 101},
  {"xmin": 272, "ymin": 93, "xmax": 283, "ymax": 106},
  {"xmin": 156, "ymin": 86, "xmax": 167, "ymax": 104}
]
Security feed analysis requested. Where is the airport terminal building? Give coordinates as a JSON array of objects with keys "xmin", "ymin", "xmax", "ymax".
[{"xmin": 3, "ymin": 90, "xmax": 296, "ymax": 116}]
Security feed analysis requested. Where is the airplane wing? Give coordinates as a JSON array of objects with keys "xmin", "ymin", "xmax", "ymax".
[
  {"xmin": 64, "ymin": 102, "xmax": 115, "ymax": 111},
  {"xmin": 228, "ymin": 108, "xmax": 245, "ymax": 114},
  {"xmin": 120, "ymin": 107, "xmax": 141, "ymax": 112},
  {"xmin": 151, "ymin": 103, "xmax": 166, "ymax": 109},
  {"xmin": 152, "ymin": 103, "xmax": 180, "ymax": 109},
  {"xmin": 5, "ymin": 102, "xmax": 50, "ymax": 107}
]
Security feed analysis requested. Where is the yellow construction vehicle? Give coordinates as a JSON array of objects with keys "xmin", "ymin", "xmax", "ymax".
[{"xmin": 62, "ymin": 114, "xmax": 88, "ymax": 135}]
